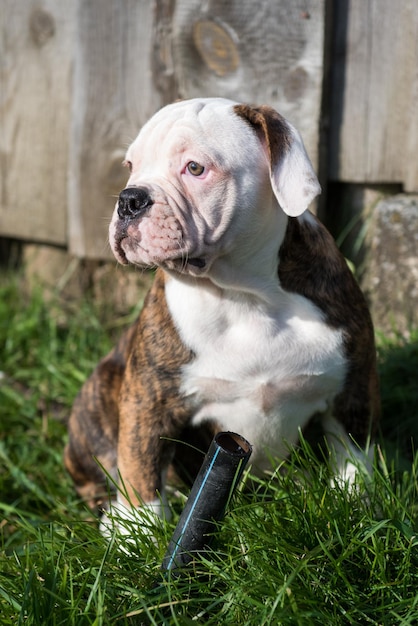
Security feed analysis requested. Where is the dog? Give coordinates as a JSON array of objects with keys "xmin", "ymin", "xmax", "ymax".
[{"xmin": 65, "ymin": 98, "xmax": 380, "ymax": 532}]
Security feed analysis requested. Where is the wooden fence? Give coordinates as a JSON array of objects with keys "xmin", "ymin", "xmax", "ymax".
[{"xmin": 1, "ymin": 0, "xmax": 417, "ymax": 260}]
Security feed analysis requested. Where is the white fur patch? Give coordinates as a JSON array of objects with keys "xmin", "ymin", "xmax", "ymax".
[
  {"xmin": 322, "ymin": 415, "xmax": 374, "ymax": 487},
  {"xmin": 270, "ymin": 124, "xmax": 321, "ymax": 217},
  {"xmin": 166, "ymin": 277, "xmax": 347, "ymax": 472},
  {"xmin": 100, "ymin": 492, "xmax": 171, "ymax": 546}
]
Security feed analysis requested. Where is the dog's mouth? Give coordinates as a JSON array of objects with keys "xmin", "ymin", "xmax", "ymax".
[
  {"xmin": 186, "ymin": 257, "xmax": 206, "ymax": 269},
  {"xmin": 113, "ymin": 232, "xmax": 208, "ymax": 275},
  {"xmin": 110, "ymin": 187, "xmax": 214, "ymax": 276},
  {"xmin": 112, "ymin": 231, "xmax": 131, "ymax": 266},
  {"xmin": 164, "ymin": 255, "xmax": 208, "ymax": 277},
  {"xmin": 110, "ymin": 207, "xmax": 210, "ymax": 276}
]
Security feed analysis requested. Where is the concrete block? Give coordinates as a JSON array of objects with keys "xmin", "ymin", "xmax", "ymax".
[{"xmin": 362, "ymin": 195, "xmax": 418, "ymax": 337}]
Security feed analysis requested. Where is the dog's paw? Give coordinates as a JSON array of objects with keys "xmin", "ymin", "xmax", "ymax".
[
  {"xmin": 100, "ymin": 495, "xmax": 171, "ymax": 550},
  {"xmin": 322, "ymin": 415, "xmax": 374, "ymax": 491}
]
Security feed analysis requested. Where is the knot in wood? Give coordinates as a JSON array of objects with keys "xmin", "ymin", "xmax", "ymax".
[
  {"xmin": 193, "ymin": 19, "xmax": 239, "ymax": 77},
  {"xmin": 30, "ymin": 8, "xmax": 55, "ymax": 46}
]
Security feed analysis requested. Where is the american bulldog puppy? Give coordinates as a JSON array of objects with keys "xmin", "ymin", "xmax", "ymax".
[{"xmin": 65, "ymin": 98, "xmax": 380, "ymax": 533}]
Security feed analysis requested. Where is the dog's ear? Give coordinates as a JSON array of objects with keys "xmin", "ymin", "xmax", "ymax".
[{"xmin": 234, "ymin": 104, "xmax": 321, "ymax": 216}]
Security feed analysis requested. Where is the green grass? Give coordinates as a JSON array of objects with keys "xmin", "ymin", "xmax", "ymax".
[{"xmin": 1, "ymin": 272, "xmax": 418, "ymax": 625}]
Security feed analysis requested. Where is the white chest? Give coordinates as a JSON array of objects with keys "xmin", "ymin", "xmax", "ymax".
[{"xmin": 165, "ymin": 278, "xmax": 347, "ymax": 468}]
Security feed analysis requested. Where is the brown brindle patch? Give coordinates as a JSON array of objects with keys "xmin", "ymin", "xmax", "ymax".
[
  {"xmin": 65, "ymin": 269, "xmax": 194, "ymax": 509},
  {"xmin": 115, "ymin": 271, "xmax": 194, "ymax": 505},
  {"xmin": 64, "ymin": 323, "xmax": 137, "ymax": 508},
  {"xmin": 233, "ymin": 103, "xmax": 292, "ymax": 170},
  {"xmin": 278, "ymin": 213, "xmax": 380, "ymax": 444}
]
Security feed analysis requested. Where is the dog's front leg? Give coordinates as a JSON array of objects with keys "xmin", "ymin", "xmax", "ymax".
[
  {"xmin": 116, "ymin": 398, "xmax": 178, "ymax": 518},
  {"xmin": 100, "ymin": 273, "xmax": 194, "ymax": 538},
  {"xmin": 100, "ymin": 386, "xmax": 191, "ymax": 539}
]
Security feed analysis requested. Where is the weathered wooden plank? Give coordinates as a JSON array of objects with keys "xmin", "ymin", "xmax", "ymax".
[
  {"xmin": 0, "ymin": 0, "xmax": 76, "ymax": 244},
  {"xmin": 404, "ymin": 31, "xmax": 418, "ymax": 192},
  {"xmin": 68, "ymin": 0, "xmax": 167, "ymax": 258},
  {"xmin": 329, "ymin": 0, "xmax": 418, "ymax": 191},
  {"xmin": 172, "ymin": 0, "xmax": 325, "ymax": 170}
]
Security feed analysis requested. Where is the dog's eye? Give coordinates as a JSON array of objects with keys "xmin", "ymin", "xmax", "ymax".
[
  {"xmin": 123, "ymin": 160, "xmax": 133, "ymax": 172},
  {"xmin": 186, "ymin": 161, "xmax": 205, "ymax": 176}
]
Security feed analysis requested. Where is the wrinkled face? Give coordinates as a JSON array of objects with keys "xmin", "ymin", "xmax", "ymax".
[{"xmin": 109, "ymin": 98, "xmax": 273, "ymax": 277}]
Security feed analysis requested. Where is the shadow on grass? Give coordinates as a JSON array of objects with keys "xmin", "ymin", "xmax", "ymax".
[{"xmin": 377, "ymin": 331, "xmax": 418, "ymax": 468}]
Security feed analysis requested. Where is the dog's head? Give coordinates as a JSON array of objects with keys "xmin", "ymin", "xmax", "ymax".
[{"xmin": 109, "ymin": 98, "xmax": 320, "ymax": 282}]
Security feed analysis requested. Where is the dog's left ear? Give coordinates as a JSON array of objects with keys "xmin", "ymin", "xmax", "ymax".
[{"xmin": 234, "ymin": 104, "xmax": 321, "ymax": 217}]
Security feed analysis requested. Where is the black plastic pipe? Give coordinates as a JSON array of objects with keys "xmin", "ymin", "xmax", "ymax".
[{"xmin": 162, "ymin": 431, "xmax": 252, "ymax": 571}]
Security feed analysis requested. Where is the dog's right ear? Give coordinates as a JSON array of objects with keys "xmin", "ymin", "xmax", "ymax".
[{"xmin": 234, "ymin": 104, "xmax": 321, "ymax": 217}]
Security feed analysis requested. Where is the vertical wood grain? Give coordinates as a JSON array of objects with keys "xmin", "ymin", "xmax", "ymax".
[
  {"xmin": 4, "ymin": 1, "xmax": 416, "ymax": 255},
  {"xmin": 172, "ymin": 0, "xmax": 325, "ymax": 170},
  {"xmin": 0, "ymin": 0, "xmax": 76, "ymax": 244},
  {"xmin": 329, "ymin": 0, "xmax": 418, "ymax": 191},
  {"xmin": 68, "ymin": 0, "xmax": 165, "ymax": 258}
]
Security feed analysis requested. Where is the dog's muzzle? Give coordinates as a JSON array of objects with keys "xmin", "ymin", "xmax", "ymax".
[
  {"xmin": 118, "ymin": 187, "xmax": 153, "ymax": 220},
  {"xmin": 115, "ymin": 184, "xmax": 207, "ymax": 272}
]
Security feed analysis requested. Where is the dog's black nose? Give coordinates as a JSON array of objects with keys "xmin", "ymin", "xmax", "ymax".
[{"xmin": 117, "ymin": 187, "xmax": 153, "ymax": 220}]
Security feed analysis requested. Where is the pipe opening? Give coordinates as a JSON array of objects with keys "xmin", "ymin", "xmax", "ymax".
[{"xmin": 216, "ymin": 432, "xmax": 251, "ymax": 456}]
